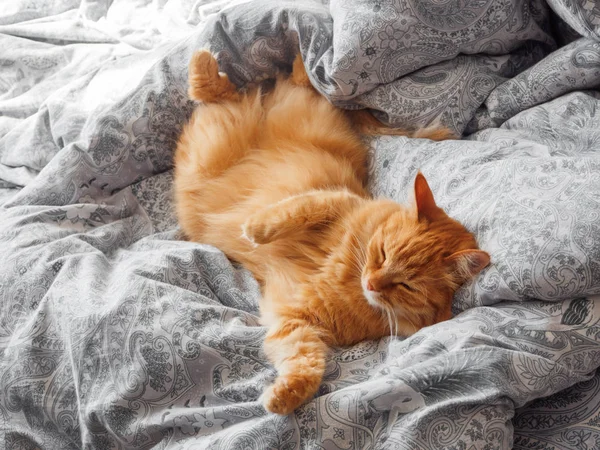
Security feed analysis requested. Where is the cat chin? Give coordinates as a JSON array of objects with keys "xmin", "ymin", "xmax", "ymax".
[
  {"xmin": 361, "ymin": 278, "xmax": 383, "ymax": 308},
  {"xmin": 362, "ymin": 288, "xmax": 383, "ymax": 309}
]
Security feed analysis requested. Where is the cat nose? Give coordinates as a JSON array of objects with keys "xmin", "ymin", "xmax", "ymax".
[{"xmin": 366, "ymin": 281, "xmax": 376, "ymax": 291}]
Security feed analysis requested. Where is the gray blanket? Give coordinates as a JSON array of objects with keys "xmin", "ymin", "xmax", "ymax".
[{"xmin": 1, "ymin": 0, "xmax": 600, "ymax": 448}]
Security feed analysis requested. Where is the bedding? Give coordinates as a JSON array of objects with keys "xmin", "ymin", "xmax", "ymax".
[{"xmin": 1, "ymin": 0, "xmax": 600, "ymax": 448}]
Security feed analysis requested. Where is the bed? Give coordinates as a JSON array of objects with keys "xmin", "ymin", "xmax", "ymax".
[{"xmin": 1, "ymin": 0, "xmax": 600, "ymax": 448}]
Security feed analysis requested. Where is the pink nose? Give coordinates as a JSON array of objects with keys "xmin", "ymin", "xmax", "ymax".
[{"xmin": 366, "ymin": 281, "xmax": 375, "ymax": 291}]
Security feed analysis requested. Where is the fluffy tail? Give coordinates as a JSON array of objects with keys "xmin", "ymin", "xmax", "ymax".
[
  {"xmin": 349, "ymin": 109, "xmax": 457, "ymax": 141},
  {"xmin": 188, "ymin": 50, "xmax": 240, "ymax": 103},
  {"xmin": 288, "ymin": 52, "xmax": 456, "ymax": 141},
  {"xmin": 412, "ymin": 125, "xmax": 458, "ymax": 141}
]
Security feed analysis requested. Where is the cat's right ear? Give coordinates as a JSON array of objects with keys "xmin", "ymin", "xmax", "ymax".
[
  {"xmin": 447, "ymin": 249, "xmax": 491, "ymax": 282},
  {"xmin": 414, "ymin": 172, "xmax": 444, "ymax": 222}
]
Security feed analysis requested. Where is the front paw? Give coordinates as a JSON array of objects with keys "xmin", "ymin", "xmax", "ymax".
[
  {"xmin": 241, "ymin": 222, "xmax": 260, "ymax": 248},
  {"xmin": 241, "ymin": 217, "xmax": 275, "ymax": 246},
  {"xmin": 262, "ymin": 378, "xmax": 311, "ymax": 415}
]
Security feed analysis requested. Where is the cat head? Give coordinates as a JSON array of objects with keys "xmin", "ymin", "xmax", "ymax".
[{"xmin": 360, "ymin": 173, "xmax": 490, "ymax": 329}]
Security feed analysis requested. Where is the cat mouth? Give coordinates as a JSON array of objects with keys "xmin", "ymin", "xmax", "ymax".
[{"xmin": 361, "ymin": 279, "xmax": 383, "ymax": 308}]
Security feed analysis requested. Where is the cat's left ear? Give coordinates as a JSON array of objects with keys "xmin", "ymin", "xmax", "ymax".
[
  {"xmin": 414, "ymin": 172, "xmax": 444, "ymax": 222},
  {"xmin": 447, "ymin": 249, "xmax": 491, "ymax": 281}
]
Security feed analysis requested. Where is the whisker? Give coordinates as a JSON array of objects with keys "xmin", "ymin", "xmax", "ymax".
[
  {"xmin": 384, "ymin": 304, "xmax": 398, "ymax": 341},
  {"xmin": 403, "ymin": 313, "xmax": 418, "ymax": 335},
  {"xmin": 390, "ymin": 307, "xmax": 400, "ymax": 337},
  {"xmin": 385, "ymin": 306, "xmax": 394, "ymax": 341}
]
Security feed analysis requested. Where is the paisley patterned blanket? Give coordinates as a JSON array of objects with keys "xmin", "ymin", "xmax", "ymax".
[{"xmin": 2, "ymin": 0, "xmax": 600, "ymax": 448}]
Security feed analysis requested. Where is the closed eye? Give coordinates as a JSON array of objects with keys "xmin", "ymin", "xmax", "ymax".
[{"xmin": 398, "ymin": 282, "xmax": 415, "ymax": 292}]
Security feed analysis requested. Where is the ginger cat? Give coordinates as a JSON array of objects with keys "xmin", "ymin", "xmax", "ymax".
[{"xmin": 173, "ymin": 50, "xmax": 490, "ymax": 415}]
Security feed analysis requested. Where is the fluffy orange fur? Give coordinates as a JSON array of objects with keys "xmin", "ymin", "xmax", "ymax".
[{"xmin": 174, "ymin": 51, "xmax": 490, "ymax": 415}]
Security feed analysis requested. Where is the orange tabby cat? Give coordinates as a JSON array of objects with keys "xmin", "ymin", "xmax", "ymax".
[{"xmin": 174, "ymin": 50, "xmax": 490, "ymax": 415}]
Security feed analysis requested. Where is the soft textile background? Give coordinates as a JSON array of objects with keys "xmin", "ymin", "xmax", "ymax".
[{"xmin": 2, "ymin": 0, "xmax": 600, "ymax": 449}]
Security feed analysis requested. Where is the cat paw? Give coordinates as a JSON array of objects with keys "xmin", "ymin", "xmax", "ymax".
[
  {"xmin": 188, "ymin": 50, "xmax": 239, "ymax": 102},
  {"xmin": 241, "ymin": 219, "xmax": 275, "ymax": 246},
  {"xmin": 240, "ymin": 224, "xmax": 260, "ymax": 248},
  {"xmin": 190, "ymin": 50, "xmax": 220, "ymax": 81},
  {"xmin": 262, "ymin": 379, "xmax": 310, "ymax": 415}
]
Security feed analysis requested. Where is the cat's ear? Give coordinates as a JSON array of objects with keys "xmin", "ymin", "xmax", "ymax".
[
  {"xmin": 447, "ymin": 249, "xmax": 490, "ymax": 281},
  {"xmin": 414, "ymin": 172, "xmax": 443, "ymax": 222}
]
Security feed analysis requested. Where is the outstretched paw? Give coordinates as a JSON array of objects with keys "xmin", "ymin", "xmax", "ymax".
[{"xmin": 262, "ymin": 377, "xmax": 312, "ymax": 415}]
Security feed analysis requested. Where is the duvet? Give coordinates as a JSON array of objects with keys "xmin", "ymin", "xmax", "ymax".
[{"xmin": 1, "ymin": 0, "xmax": 600, "ymax": 448}]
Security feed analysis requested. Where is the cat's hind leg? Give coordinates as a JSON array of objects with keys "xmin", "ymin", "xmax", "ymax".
[
  {"xmin": 188, "ymin": 50, "xmax": 240, "ymax": 103},
  {"xmin": 178, "ymin": 50, "xmax": 264, "ymax": 179}
]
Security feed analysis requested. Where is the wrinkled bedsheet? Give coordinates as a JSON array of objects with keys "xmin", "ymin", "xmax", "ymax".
[{"xmin": 2, "ymin": 0, "xmax": 600, "ymax": 449}]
